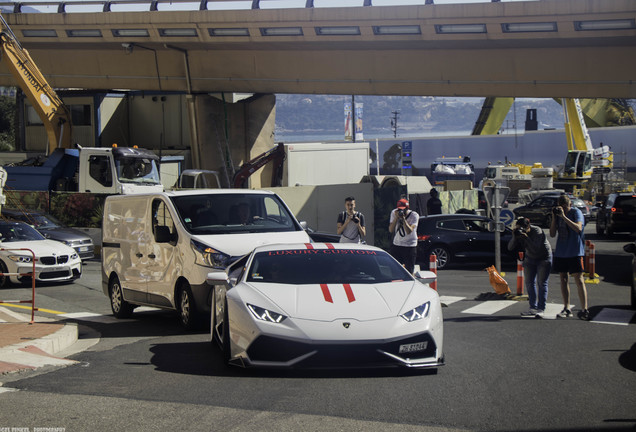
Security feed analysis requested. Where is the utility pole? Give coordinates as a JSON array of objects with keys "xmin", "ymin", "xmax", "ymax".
[{"xmin": 390, "ymin": 110, "xmax": 400, "ymax": 138}]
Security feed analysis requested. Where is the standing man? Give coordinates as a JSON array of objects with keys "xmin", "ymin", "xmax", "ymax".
[
  {"xmin": 337, "ymin": 196, "xmax": 366, "ymax": 243},
  {"xmin": 550, "ymin": 194, "xmax": 590, "ymax": 320},
  {"xmin": 427, "ymin": 188, "xmax": 443, "ymax": 215},
  {"xmin": 389, "ymin": 198, "xmax": 420, "ymax": 273},
  {"xmin": 508, "ymin": 217, "xmax": 552, "ymax": 318}
]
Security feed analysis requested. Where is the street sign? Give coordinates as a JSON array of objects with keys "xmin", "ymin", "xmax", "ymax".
[
  {"xmin": 500, "ymin": 209, "xmax": 515, "ymax": 228},
  {"xmin": 482, "ymin": 185, "xmax": 510, "ymax": 211}
]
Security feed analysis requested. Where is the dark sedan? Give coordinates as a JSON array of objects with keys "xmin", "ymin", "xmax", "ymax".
[
  {"xmin": 596, "ymin": 193, "xmax": 636, "ymax": 236},
  {"xmin": 416, "ymin": 214, "xmax": 516, "ymax": 270},
  {"xmin": 1, "ymin": 208, "xmax": 95, "ymax": 260},
  {"xmin": 623, "ymin": 242, "xmax": 636, "ymax": 309},
  {"xmin": 513, "ymin": 194, "xmax": 590, "ymax": 228}
]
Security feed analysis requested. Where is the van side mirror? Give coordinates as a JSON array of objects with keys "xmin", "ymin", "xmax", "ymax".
[{"xmin": 154, "ymin": 225, "xmax": 172, "ymax": 243}]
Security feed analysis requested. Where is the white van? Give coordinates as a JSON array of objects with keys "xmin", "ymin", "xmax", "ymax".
[{"xmin": 102, "ymin": 189, "xmax": 311, "ymax": 328}]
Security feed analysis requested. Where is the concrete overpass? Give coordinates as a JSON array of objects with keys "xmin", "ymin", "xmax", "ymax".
[
  {"xmin": 0, "ymin": 0, "xmax": 634, "ymax": 187},
  {"xmin": 1, "ymin": 0, "xmax": 635, "ymax": 98}
]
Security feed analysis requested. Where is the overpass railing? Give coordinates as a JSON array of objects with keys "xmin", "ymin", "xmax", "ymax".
[{"xmin": 0, "ymin": 0, "xmax": 498, "ymax": 14}]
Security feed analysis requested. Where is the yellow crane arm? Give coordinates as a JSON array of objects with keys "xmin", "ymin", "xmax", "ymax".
[
  {"xmin": 562, "ymin": 98, "xmax": 593, "ymax": 152},
  {"xmin": 0, "ymin": 15, "xmax": 72, "ymax": 154}
]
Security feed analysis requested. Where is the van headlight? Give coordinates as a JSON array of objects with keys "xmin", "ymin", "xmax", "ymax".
[{"xmin": 191, "ymin": 239, "xmax": 230, "ymax": 269}]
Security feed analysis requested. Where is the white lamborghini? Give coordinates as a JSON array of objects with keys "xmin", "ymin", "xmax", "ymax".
[{"xmin": 207, "ymin": 243, "xmax": 444, "ymax": 369}]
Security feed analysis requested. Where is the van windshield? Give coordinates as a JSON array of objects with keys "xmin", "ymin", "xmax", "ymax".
[{"xmin": 171, "ymin": 193, "xmax": 300, "ymax": 235}]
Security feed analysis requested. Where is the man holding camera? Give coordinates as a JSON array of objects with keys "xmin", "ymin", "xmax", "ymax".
[
  {"xmin": 550, "ymin": 194, "xmax": 590, "ymax": 320},
  {"xmin": 389, "ymin": 198, "xmax": 419, "ymax": 273},
  {"xmin": 337, "ymin": 196, "xmax": 366, "ymax": 243},
  {"xmin": 508, "ymin": 217, "xmax": 552, "ymax": 318}
]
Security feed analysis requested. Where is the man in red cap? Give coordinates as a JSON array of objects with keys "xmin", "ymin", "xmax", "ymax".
[{"xmin": 389, "ymin": 197, "xmax": 420, "ymax": 273}]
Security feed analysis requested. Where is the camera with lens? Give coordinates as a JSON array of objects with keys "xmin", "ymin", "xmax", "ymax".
[
  {"xmin": 552, "ymin": 207, "xmax": 560, "ymax": 215},
  {"xmin": 514, "ymin": 228, "xmax": 524, "ymax": 237},
  {"xmin": 398, "ymin": 209, "xmax": 406, "ymax": 218},
  {"xmin": 351, "ymin": 214, "xmax": 360, "ymax": 224}
]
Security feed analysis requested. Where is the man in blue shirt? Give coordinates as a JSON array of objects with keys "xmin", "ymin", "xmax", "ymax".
[{"xmin": 550, "ymin": 194, "xmax": 590, "ymax": 320}]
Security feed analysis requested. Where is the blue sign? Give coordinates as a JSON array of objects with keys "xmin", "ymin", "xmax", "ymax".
[
  {"xmin": 499, "ymin": 209, "xmax": 515, "ymax": 227},
  {"xmin": 402, "ymin": 141, "xmax": 412, "ymax": 150}
]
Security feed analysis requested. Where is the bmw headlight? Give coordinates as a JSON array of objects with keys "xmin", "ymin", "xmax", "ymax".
[
  {"xmin": 70, "ymin": 252, "xmax": 79, "ymax": 260},
  {"xmin": 247, "ymin": 303, "xmax": 287, "ymax": 323},
  {"xmin": 400, "ymin": 301, "xmax": 431, "ymax": 322},
  {"xmin": 8, "ymin": 255, "xmax": 32, "ymax": 263},
  {"xmin": 191, "ymin": 239, "xmax": 230, "ymax": 269}
]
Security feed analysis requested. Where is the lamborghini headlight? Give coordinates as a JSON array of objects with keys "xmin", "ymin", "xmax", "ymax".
[
  {"xmin": 400, "ymin": 301, "xmax": 431, "ymax": 322},
  {"xmin": 191, "ymin": 239, "xmax": 230, "ymax": 269},
  {"xmin": 8, "ymin": 255, "xmax": 32, "ymax": 263},
  {"xmin": 247, "ymin": 303, "xmax": 287, "ymax": 323}
]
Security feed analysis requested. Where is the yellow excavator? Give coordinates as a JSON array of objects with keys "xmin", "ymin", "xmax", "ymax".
[{"xmin": 0, "ymin": 13, "xmax": 72, "ymax": 155}]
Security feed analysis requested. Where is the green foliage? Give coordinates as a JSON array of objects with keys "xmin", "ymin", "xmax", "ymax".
[{"xmin": 0, "ymin": 95, "xmax": 16, "ymax": 151}]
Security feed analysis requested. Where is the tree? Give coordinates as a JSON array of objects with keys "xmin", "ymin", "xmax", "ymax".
[{"xmin": 0, "ymin": 94, "xmax": 16, "ymax": 151}]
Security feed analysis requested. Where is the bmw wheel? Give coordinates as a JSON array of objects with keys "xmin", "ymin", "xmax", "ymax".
[
  {"xmin": 430, "ymin": 246, "xmax": 451, "ymax": 270},
  {"xmin": 0, "ymin": 260, "xmax": 10, "ymax": 288},
  {"xmin": 178, "ymin": 282, "xmax": 198, "ymax": 330},
  {"xmin": 109, "ymin": 275, "xmax": 134, "ymax": 318}
]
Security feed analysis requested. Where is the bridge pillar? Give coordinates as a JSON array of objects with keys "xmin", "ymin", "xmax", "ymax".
[{"xmin": 193, "ymin": 93, "xmax": 276, "ymax": 188}]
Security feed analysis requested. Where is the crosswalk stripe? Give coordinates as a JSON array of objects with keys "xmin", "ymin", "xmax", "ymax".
[
  {"xmin": 591, "ymin": 308, "xmax": 636, "ymax": 326},
  {"xmin": 461, "ymin": 300, "xmax": 517, "ymax": 315},
  {"xmin": 439, "ymin": 296, "xmax": 464, "ymax": 306}
]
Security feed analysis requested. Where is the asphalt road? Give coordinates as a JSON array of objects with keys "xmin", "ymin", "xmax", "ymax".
[{"xmin": 0, "ymin": 223, "xmax": 635, "ymax": 432}]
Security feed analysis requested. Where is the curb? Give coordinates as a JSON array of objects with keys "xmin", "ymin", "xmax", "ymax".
[{"xmin": 0, "ymin": 312, "xmax": 79, "ymax": 375}]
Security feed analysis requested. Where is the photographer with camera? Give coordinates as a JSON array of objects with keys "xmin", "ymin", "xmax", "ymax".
[
  {"xmin": 389, "ymin": 198, "xmax": 419, "ymax": 273},
  {"xmin": 337, "ymin": 196, "xmax": 366, "ymax": 243},
  {"xmin": 550, "ymin": 194, "xmax": 590, "ymax": 320},
  {"xmin": 508, "ymin": 217, "xmax": 552, "ymax": 318}
]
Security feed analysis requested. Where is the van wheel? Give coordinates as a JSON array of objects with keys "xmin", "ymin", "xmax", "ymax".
[
  {"xmin": 109, "ymin": 275, "xmax": 133, "ymax": 318},
  {"xmin": 0, "ymin": 260, "xmax": 10, "ymax": 289},
  {"xmin": 178, "ymin": 282, "xmax": 198, "ymax": 330}
]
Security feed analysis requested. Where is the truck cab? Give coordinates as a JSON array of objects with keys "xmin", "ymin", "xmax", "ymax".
[{"xmin": 79, "ymin": 146, "xmax": 163, "ymax": 194}]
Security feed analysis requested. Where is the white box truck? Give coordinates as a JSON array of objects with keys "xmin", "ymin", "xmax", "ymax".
[
  {"xmin": 283, "ymin": 143, "xmax": 370, "ymax": 186},
  {"xmin": 102, "ymin": 189, "xmax": 311, "ymax": 329}
]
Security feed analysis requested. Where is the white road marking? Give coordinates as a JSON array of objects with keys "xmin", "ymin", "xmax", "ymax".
[
  {"xmin": 591, "ymin": 308, "xmax": 636, "ymax": 326},
  {"xmin": 439, "ymin": 295, "xmax": 464, "ymax": 305},
  {"xmin": 461, "ymin": 300, "xmax": 517, "ymax": 315}
]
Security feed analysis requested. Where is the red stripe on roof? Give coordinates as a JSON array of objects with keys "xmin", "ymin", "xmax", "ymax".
[
  {"xmin": 343, "ymin": 283, "xmax": 355, "ymax": 303},
  {"xmin": 320, "ymin": 284, "xmax": 333, "ymax": 303}
]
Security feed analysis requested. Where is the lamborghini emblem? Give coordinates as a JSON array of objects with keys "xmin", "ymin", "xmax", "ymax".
[{"xmin": 343, "ymin": 322, "xmax": 351, "ymax": 328}]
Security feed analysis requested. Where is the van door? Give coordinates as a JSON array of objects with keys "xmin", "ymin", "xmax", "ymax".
[
  {"xmin": 146, "ymin": 198, "xmax": 179, "ymax": 308},
  {"xmin": 118, "ymin": 198, "xmax": 151, "ymax": 304}
]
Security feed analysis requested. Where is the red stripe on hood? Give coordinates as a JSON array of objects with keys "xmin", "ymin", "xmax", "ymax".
[
  {"xmin": 305, "ymin": 243, "xmax": 314, "ymax": 250},
  {"xmin": 320, "ymin": 284, "xmax": 333, "ymax": 303},
  {"xmin": 326, "ymin": 243, "xmax": 335, "ymax": 249},
  {"xmin": 343, "ymin": 284, "xmax": 355, "ymax": 303}
]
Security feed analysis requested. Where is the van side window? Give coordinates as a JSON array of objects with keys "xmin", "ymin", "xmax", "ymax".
[
  {"xmin": 152, "ymin": 199, "xmax": 177, "ymax": 239},
  {"xmin": 88, "ymin": 155, "xmax": 113, "ymax": 187}
]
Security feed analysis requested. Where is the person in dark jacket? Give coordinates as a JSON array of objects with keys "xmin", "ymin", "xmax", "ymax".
[
  {"xmin": 508, "ymin": 216, "xmax": 552, "ymax": 318},
  {"xmin": 427, "ymin": 188, "xmax": 443, "ymax": 215}
]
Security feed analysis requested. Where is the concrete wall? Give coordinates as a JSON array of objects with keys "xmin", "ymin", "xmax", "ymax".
[{"xmin": 269, "ymin": 183, "xmax": 375, "ymax": 246}]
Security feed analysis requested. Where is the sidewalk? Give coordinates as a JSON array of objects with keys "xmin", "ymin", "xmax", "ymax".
[{"xmin": 0, "ymin": 306, "xmax": 78, "ymax": 375}]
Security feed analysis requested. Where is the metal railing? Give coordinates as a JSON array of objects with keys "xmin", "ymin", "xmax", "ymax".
[{"xmin": 0, "ymin": 247, "xmax": 37, "ymax": 324}]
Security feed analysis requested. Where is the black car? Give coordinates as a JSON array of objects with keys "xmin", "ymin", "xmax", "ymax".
[
  {"xmin": 1, "ymin": 208, "xmax": 95, "ymax": 260},
  {"xmin": 596, "ymin": 193, "xmax": 636, "ymax": 236},
  {"xmin": 416, "ymin": 214, "xmax": 515, "ymax": 270},
  {"xmin": 513, "ymin": 193, "xmax": 590, "ymax": 228}
]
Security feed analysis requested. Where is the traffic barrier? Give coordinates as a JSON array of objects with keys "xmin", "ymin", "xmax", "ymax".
[
  {"xmin": 516, "ymin": 252, "xmax": 524, "ymax": 296},
  {"xmin": 0, "ymin": 248, "xmax": 37, "ymax": 323},
  {"xmin": 429, "ymin": 253, "xmax": 437, "ymax": 291},
  {"xmin": 585, "ymin": 242, "xmax": 600, "ymax": 284},
  {"xmin": 585, "ymin": 240, "xmax": 591, "ymax": 273}
]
